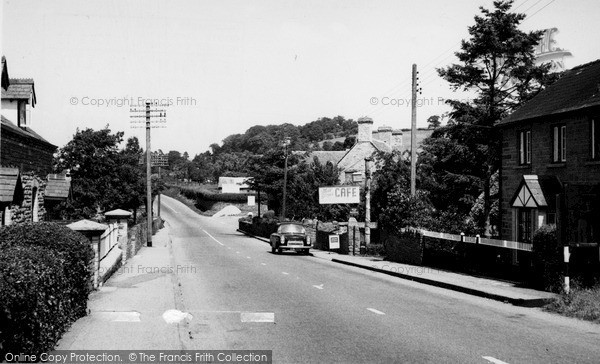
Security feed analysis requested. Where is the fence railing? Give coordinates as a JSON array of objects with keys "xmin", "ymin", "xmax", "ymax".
[
  {"xmin": 417, "ymin": 228, "xmax": 532, "ymax": 252},
  {"xmin": 99, "ymin": 223, "xmax": 119, "ymax": 262}
]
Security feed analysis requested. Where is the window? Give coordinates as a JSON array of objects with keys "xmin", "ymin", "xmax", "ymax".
[
  {"xmin": 517, "ymin": 208, "xmax": 533, "ymax": 243},
  {"xmin": 518, "ymin": 130, "xmax": 531, "ymax": 165},
  {"xmin": 552, "ymin": 125, "xmax": 566, "ymax": 162},
  {"xmin": 592, "ymin": 118, "xmax": 600, "ymax": 160},
  {"xmin": 17, "ymin": 101, "xmax": 27, "ymax": 127}
]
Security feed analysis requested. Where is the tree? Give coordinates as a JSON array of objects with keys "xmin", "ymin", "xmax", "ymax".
[
  {"xmin": 426, "ymin": 0, "xmax": 556, "ymax": 235},
  {"xmin": 53, "ymin": 128, "xmax": 146, "ymax": 219},
  {"xmin": 427, "ymin": 115, "xmax": 441, "ymax": 129}
]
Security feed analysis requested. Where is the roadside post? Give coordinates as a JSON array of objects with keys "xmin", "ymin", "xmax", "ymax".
[{"xmin": 319, "ymin": 185, "xmax": 360, "ymax": 254}]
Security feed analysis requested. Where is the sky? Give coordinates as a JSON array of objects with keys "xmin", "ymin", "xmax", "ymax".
[{"xmin": 1, "ymin": 0, "xmax": 599, "ymax": 157}]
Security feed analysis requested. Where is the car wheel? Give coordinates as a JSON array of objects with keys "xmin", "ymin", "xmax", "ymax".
[
  {"xmin": 271, "ymin": 246, "xmax": 276, "ymax": 253},
  {"xmin": 304, "ymin": 249, "xmax": 310, "ymax": 255},
  {"xmin": 277, "ymin": 248, "xmax": 282, "ymax": 254}
]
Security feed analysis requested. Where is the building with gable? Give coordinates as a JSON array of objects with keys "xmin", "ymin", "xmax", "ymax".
[
  {"xmin": 0, "ymin": 56, "xmax": 68, "ymax": 225},
  {"xmin": 496, "ymin": 59, "xmax": 600, "ymax": 245}
]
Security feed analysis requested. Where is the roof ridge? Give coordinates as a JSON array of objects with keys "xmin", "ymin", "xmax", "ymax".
[
  {"xmin": 568, "ymin": 59, "xmax": 600, "ymax": 71},
  {"xmin": 9, "ymin": 78, "xmax": 34, "ymax": 83}
]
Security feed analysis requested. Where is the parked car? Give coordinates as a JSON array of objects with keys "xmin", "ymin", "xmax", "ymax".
[{"xmin": 270, "ymin": 222, "xmax": 311, "ymax": 254}]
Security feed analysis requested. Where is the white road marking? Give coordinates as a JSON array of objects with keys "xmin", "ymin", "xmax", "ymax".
[
  {"xmin": 228, "ymin": 247, "xmax": 232, "ymax": 250},
  {"xmin": 482, "ymin": 357, "xmax": 510, "ymax": 364},
  {"xmin": 282, "ymin": 272, "xmax": 289, "ymax": 275},
  {"xmin": 246, "ymin": 256, "xmax": 251, "ymax": 259},
  {"xmin": 261, "ymin": 263, "xmax": 267, "ymax": 266},
  {"xmin": 241, "ymin": 312, "xmax": 275, "ymax": 323},
  {"xmin": 367, "ymin": 308, "xmax": 385, "ymax": 315},
  {"xmin": 162, "ymin": 309, "xmax": 193, "ymax": 324},
  {"xmin": 313, "ymin": 284, "xmax": 324, "ymax": 290},
  {"xmin": 236, "ymin": 251, "xmax": 240, "ymax": 254},
  {"xmin": 202, "ymin": 229, "xmax": 224, "ymax": 246}
]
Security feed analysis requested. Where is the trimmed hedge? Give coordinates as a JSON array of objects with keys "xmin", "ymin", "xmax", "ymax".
[
  {"xmin": 179, "ymin": 186, "xmax": 255, "ymax": 203},
  {"xmin": 0, "ymin": 222, "xmax": 94, "ymax": 356},
  {"xmin": 531, "ymin": 225, "xmax": 562, "ymax": 292},
  {"xmin": 239, "ymin": 217, "xmax": 279, "ymax": 238}
]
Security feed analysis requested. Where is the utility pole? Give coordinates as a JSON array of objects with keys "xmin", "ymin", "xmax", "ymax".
[
  {"xmin": 130, "ymin": 102, "xmax": 168, "ymax": 247},
  {"xmin": 364, "ymin": 157, "xmax": 372, "ymax": 246},
  {"xmin": 281, "ymin": 138, "xmax": 291, "ymax": 221},
  {"xmin": 410, "ymin": 64, "xmax": 418, "ymax": 196},
  {"xmin": 145, "ymin": 102, "xmax": 152, "ymax": 247}
]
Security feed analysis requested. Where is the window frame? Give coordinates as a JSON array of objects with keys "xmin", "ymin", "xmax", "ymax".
[
  {"xmin": 518, "ymin": 129, "xmax": 531, "ymax": 165},
  {"xmin": 552, "ymin": 124, "xmax": 566, "ymax": 163},
  {"xmin": 592, "ymin": 118, "xmax": 600, "ymax": 161}
]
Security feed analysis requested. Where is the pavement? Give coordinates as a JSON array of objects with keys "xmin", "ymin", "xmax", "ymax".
[
  {"xmin": 238, "ymin": 229, "xmax": 557, "ymax": 307},
  {"xmin": 56, "ymin": 224, "xmax": 188, "ymax": 350}
]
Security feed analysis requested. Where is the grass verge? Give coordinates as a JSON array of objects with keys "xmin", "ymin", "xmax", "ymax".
[{"xmin": 544, "ymin": 284, "xmax": 600, "ymax": 324}]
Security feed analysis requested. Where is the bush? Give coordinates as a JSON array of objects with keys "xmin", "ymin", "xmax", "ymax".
[
  {"xmin": 545, "ymin": 283, "xmax": 600, "ymax": 323},
  {"xmin": 531, "ymin": 224, "xmax": 562, "ymax": 292},
  {"xmin": 0, "ymin": 223, "xmax": 94, "ymax": 355}
]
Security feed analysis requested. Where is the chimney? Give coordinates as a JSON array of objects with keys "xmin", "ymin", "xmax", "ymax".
[
  {"xmin": 392, "ymin": 129, "xmax": 403, "ymax": 150},
  {"xmin": 357, "ymin": 117, "xmax": 373, "ymax": 142},
  {"xmin": 378, "ymin": 126, "xmax": 392, "ymax": 145}
]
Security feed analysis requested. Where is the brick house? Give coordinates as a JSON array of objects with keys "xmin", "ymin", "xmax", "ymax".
[
  {"xmin": 496, "ymin": 59, "xmax": 600, "ymax": 245},
  {"xmin": 0, "ymin": 56, "xmax": 63, "ymax": 225}
]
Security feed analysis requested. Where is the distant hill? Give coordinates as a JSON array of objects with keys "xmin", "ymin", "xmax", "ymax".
[{"xmin": 210, "ymin": 116, "xmax": 357, "ymax": 155}]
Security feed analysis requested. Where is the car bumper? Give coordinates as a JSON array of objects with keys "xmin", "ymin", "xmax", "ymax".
[{"xmin": 280, "ymin": 244, "xmax": 312, "ymax": 250}]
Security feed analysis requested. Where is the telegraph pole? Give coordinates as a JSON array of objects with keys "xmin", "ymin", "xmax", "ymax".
[
  {"xmin": 130, "ymin": 101, "xmax": 168, "ymax": 247},
  {"xmin": 145, "ymin": 102, "xmax": 152, "ymax": 246},
  {"xmin": 410, "ymin": 64, "xmax": 418, "ymax": 196},
  {"xmin": 281, "ymin": 138, "xmax": 291, "ymax": 221},
  {"xmin": 364, "ymin": 157, "xmax": 372, "ymax": 246}
]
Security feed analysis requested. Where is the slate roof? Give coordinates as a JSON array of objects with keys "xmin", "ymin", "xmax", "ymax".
[
  {"xmin": 305, "ymin": 150, "xmax": 347, "ymax": 166},
  {"xmin": 1, "ymin": 78, "xmax": 36, "ymax": 106},
  {"xmin": 45, "ymin": 173, "xmax": 71, "ymax": 200},
  {"xmin": 498, "ymin": 59, "xmax": 600, "ymax": 126},
  {"xmin": 1, "ymin": 115, "xmax": 56, "ymax": 149},
  {"xmin": 0, "ymin": 168, "xmax": 21, "ymax": 203}
]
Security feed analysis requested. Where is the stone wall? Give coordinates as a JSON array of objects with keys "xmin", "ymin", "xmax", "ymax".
[{"xmin": 7, "ymin": 172, "xmax": 47, "ymax": 224}]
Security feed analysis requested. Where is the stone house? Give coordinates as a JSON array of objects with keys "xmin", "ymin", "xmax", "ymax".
[
  {"xmin": 496, "ymin": 59, "xmax": 600, "ymax": 244},
  {"xmin": 304, "ymin": 117, "xmax": 432, "ymax": 184},
  {"xmin": 0, "ymin": 56, "xmax": 64, "ymax": 225}
]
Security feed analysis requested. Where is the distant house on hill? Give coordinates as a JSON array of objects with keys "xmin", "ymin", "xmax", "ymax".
[
  {"xmin": 218, "ymin": 176, "xmax": 252, "ymax": 193},
  {"xmin": 300, "ymin": 117, "xmax": 433, "ymax": 184}
]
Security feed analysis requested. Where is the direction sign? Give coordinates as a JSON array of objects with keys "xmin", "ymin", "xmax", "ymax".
[{"xmin": 318, "ymin": 186, "xmax": 360, "ymax": 204}]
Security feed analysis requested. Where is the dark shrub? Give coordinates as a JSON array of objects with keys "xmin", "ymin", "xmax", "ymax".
[
  {"xmin": 0, "ymin": 222, "xmax": 94, "ymax": 355},
  {"xmin": 531, "ymin": 224, "xmax": 562, "ymax": 292},
  {"xmin": 0, "ymin": 245, "xmax": 68, "ymax": 356}
]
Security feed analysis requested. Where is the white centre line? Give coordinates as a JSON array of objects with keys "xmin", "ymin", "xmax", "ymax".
[
  {"xmin": 366, "ymin": 308, "xmax": 385, "ymax": 315},
  {"xmin": 313, "ymin": 284, "xmax": 324, "ymax": 290},
  {"xmin": 202, "ymin": 229, "xmax": 224, "ymax": 246},
  {"xmin": 246, "ymin": 256, "xmax": 251, "ymax": 259},
  {"xmin": 236, "ymin": 251, "xmax": 240, "ymax": 254},
  {"xmin": 282, "ymin": 272, "xmax": 289, "ymax": 275},
  {"xmin": 261, "ymin": 263, "xmax": 266, "ymax": 266},
  {"xmin": 482, "ymin": 356, "xmax": 510, "ymax": 364},
  {"xmin": 240, "ymin": 312, "xmax": 275, "ymax": 323}
]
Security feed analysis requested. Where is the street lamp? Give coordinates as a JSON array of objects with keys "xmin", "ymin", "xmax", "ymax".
[{"xmin": 280, "ymin": 137, "xmax": 291, "ymax": 221}]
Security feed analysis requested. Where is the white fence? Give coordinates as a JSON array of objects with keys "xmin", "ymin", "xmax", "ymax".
[
  {"xmin": 417, "ymin": 229, "xmax": 532, "ymax": 252},
  {"xmin": 99, "ymin": 223, "xmax": 119, "ymax": 262}
]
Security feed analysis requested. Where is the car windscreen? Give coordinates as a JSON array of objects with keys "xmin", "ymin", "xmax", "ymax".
[{"xmin": 278, "ymin": 224, "xmax": 306, "ymax": 234}]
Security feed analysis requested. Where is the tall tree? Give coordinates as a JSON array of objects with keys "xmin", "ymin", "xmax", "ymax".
[{"xmin": 426, "ymin": 0, "xmax": 556, "ymax": 234}]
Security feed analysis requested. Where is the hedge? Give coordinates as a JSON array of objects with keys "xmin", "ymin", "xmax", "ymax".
[
  {"xmin": 0, "ymin": 222, "xmax": 94, "ymax": 356},
  {"xmin": 531, "ymin": 224, "xmax": 562, "ymax": 292},
  {"xmin": 178, "ymin": 186, "xmax": 255, "ymax": 203}
]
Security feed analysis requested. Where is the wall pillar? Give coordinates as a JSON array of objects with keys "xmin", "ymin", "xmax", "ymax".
[{"xmin": 105, "ymin": 209, "xmax": 132, "ymax": 261}]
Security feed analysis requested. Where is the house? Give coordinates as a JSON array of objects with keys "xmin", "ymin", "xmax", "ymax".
[
  {"xmin": 0, "ymin": 56, "xmax": 66, "ymax": 225},
  {"xmin": 496, "ymin": 59, "xmax": 600, "ymax": 245},
  {"xmin": 300, "ymin": 117, "xmax": 433, "ymax": 184},
  {"xmin": 217, "ymin": 176, "xmax": 252, "ymax": 193}
]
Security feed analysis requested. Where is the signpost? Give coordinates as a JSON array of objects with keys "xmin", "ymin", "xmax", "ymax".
[{"xmin": 318, "ymin": 186, "xmax": 360, "ymax": 204}]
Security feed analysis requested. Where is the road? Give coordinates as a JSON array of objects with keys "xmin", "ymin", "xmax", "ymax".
[{"xmin": 160, "ymin": 195, "xmax": 600, "ymax": 363}]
